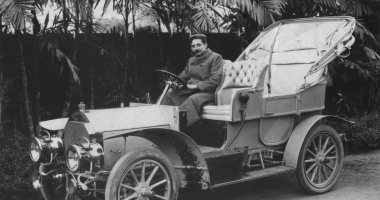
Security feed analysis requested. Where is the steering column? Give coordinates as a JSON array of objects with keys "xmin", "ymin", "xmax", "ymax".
[{"xmin": 155, "ymin": 69, "xmax": 187, "ymax": 105}]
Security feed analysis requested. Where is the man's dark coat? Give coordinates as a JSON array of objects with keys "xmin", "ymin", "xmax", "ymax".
[{"xmin": 162, "ymin": 48, "xmax": 224, "ymax": 126}]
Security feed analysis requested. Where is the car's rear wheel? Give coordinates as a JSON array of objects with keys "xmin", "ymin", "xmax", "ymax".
[
  {"xmin": 105, "ymin": 148, "xmax": 179, "ymax": 200},
  {"xmin": 296, "ymin": 124, "xmax": 343, "ymax": 194}
]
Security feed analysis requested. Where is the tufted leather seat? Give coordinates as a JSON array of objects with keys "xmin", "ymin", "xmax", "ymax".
[{"xmin": 201, "ymin": 60, "xmax": 267, "ymax": 121}]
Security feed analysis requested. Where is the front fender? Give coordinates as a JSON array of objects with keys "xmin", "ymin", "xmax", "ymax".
[
  {"xmin": 39, "ymin": 118, "xmax": 69, "ymax": 130},
  {"xmin": 283, "ymin": 115, "xmax": 353, "ymax": 168},
  {"xmin": 103, "ymin": 128, "xmax": 210, "ymax": 189}
]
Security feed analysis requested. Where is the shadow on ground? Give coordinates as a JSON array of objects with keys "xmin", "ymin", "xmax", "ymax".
[{"xmin": 179, "ymin": 150, "xmax": 380, "ymax": 200}]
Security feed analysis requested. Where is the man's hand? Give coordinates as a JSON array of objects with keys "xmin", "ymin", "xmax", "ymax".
[
  {"xmin": 171, "ymin": 82, "xmax": 183, "ymax": 90},
  {"xmin": 187, "ymin": 84, "xmax": 198, "ymax": 89}
]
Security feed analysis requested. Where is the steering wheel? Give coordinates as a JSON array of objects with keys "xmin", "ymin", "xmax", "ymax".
[{"xmin": 155, "ymin": 69, "xmax": 187, "ymax": 90}]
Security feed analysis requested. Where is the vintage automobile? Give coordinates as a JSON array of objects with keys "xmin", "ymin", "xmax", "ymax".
[{"xmin": 30, "ymin": 16, "xmax": 356, "ymax": 200}]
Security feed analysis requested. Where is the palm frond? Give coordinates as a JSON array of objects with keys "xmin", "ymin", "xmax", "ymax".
[
  {"xmin": 37, "ymin": 37, "xmax": 80, "ymax": 83},
  {"xmin": 151, "ymin": 0, "xmax": 174, "ymax": 34},
  {"xmin": 344, "ymin": 58, "xmax": 377, "ymax": 80},
  {"xmin": 102, "ymin": 0, "xmax": 112, "ymax": 15},
  {"xmin": 0, "ymin": 0, "xmax": 34, "ymax": 30},
  {"xmin": 59, "ymin": 0, "xmax": 90, "ymax": 21},
  {"xmin": 353, "ymin": 0, "xmax": 374, "ymax": 17},
  {"xmin": 190, "ymin": 0, "xmax": 223, "ymax": 32},
  {"xmin": 320, "ymin": 0, "xmax": 338, "ymax": 8},
  {"xmin": 218, "ymin": 0, "xmax": 285, "ymax": 26},
  {"xmin": 139, "ymin": 3, "xmax": 158, "ymax": 22},
  {"xmin": 327, "ymin": 61, "xmax": 349, "ymax": 86},
  {"xmin": 337, "ymin": 0, "xmax": 349, "ymax": 10},
  {"xmin": 363, "ymin": 46, "xmax": 380, "ymax": 60},
  {"xmin": 354, "ymin": 20, "xmax": 375, "ymax": 42},
  {"xmin": 192, "ymin": 4, "xmax": 216, "ymax": 31}
]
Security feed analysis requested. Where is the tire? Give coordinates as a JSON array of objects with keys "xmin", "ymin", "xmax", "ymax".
[
  {"xmin": 295, "ymin": 124, "xmax": 344, "ymax": 194},
  {"xmin": 105, "ymin": 148, "xmax": 179, "ymax": 200}
]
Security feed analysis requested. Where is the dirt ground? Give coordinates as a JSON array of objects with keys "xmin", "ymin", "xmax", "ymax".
[{"xmin": 178, "ymin": 150, "xmax": 380, "ymax": 200}]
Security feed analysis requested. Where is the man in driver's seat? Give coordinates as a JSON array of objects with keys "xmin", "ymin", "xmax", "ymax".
[{"xmin": 161, "ymin": 34, "xmax": 224, "ymax": 128}]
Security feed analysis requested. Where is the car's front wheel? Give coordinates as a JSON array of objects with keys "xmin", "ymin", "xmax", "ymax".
[
  {"xmin": 105, "ymin": 148, "xmax": 179, "ymax": 200},
  {"xmin": 296, "ymin": 124, "xmax": 344, "ymax": 194}
]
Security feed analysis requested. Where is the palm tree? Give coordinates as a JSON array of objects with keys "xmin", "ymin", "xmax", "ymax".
[
  {"xmin": 40, "ymin": 0, "xmax": 91, "ymax": 117},
  {"xmin": 56, "ymin": 0, "xmax": 86, "ymax": 117},
  {"xmin": 223, "ymin": 0, "xmax": 286, "ymax": 26},
  {"xmin": 31, "ymin": 4, "xmax": 42, "ymax": 135},
  {"xmin": 0, "ymin": 0, "xmax": 83, "ymax": 137},
  {"xmin": 102, "ymin": 0, "xmax": 158, "ymax": 104},
  {"xmin": 210, "ymin": 0, "xmax": 286, "ymax": 28},
  {"xmin": 0, "ymin": 0, "xmax": 35, "ymax": 138},
  {"xmin": 0, "ymin": 13, "xmax": 3, "ymax": 136}
]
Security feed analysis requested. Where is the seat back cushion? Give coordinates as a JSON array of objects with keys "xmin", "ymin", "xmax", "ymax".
[{"xmin": 216, "ymin": 60, "xmax": 267, "ymax": 105}]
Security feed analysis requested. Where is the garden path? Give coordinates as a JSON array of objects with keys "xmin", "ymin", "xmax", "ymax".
[{"xmin": 179, "ymin": 150, "xmax": 380, "ymax": 200}]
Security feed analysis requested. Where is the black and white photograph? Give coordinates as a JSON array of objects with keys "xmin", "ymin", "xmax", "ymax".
[{"xmin": 0, "ymin": 0, "xmax": 379, "ymax": 200}]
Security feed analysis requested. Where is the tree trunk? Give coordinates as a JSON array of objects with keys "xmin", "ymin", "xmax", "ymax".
[
  {"xmin": 157, "ymin": 19, "xmax": 163, "ymax": 69},
  {"xmin": 63, "ymin": 0, "xmax": 67, "ymax": 35},
  {"xmin": 18, "ymin": 104, "xmax": 27, "ymax": 137},
  {"xmin": 176, "ymin": 17, "xmax": 180, "ymax": 34},
  {"xmin": 61, "ymin": 0, "xmax": 73, "ymax": 117},
  {"xmin": 121, "ymin": 0, "xmax": 130, "ymax": 104},
  {"xmin": 0, "ymin": 13, "xmax": 3, "ymax": 136},
  {"xmin": 132, "ymin": 3, "xmax": 137, "ymax": 85},
  {"xmin": 32, "ymin": 8, "xmax": 41, "ymax": 136},
  {"xmin": 360, "ymin": 85, "xmax": 364, "ymax": 114},
  {"xmin": 367, "ymin": 81, "xmax": 373, "ymax": 113},
  {"xmin": 31, "ymin": 8, "xmax": 41, "ymax": 35},
  {"xmin": 373, "ymin": 82, "xmax": 380, "ymax": 111},
  {"xmin": 33, "ymin": 56, "xmax": 41, "ymax": 136},
  {"xmin": 89, "ymin": 68, "xmax": 94, "ymax": 109},
  {"xmin": 62, "ymin": 77, "xmax": 74, "ymax": 117},
  {"xmin": 17, "ymin": 32, "xmax": 34, "ymax": 138},
  {"xmin": 88, "ymin": 3, "xmax": 95, "ymax": 109},
  {"xmin": 62, "ymin": 0, "xmax": 79, "ymax": 117}
]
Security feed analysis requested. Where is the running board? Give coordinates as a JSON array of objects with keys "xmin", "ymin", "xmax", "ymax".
[{"xmin": 210, "ymin": 165, "xmax": 295, "ymax": 188}]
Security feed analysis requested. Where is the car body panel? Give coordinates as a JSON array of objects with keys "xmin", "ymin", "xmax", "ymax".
[
  {"xmin": 69, "ymin": 105, "xmax": 180, "ymax": 135},
  {"xmin": 102, "ymin": 128, "xmax": 211, "ymax": 189}
]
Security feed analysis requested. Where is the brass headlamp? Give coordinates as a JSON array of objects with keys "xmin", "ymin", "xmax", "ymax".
[
  {"xmin": 30, "ymin": 130, "xmax": 63, "ymax": 163},
  {"xmin": 65, "ymin": 137, "xmax": 104, "ymax": 172}
]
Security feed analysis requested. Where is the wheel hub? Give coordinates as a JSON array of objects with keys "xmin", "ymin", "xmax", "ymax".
[
  {"xmin": 116, "ymin": 157, "xmax": 173, "ymax": 200},
  {"xmin": 321, "ymin": 157, "xmax": 330, "ymax": 164},
  {"xmin": 315, "ymin": 152, "xmax": 330, "ymax": 165},
  {"xmin": 135, "ymin": 183, "xmax": 155, "ymax": 200}
]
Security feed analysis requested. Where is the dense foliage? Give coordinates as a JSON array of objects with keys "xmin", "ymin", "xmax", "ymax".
[
  {"xmin": 0, "ymin": 0, "xmax": 378, "ymax": 136},
  {"xmin": 0, "ymin": 0, "xmax": 380, "ymax": 199},
  {"xmin": 327, "ymin": 113, "xmax": 380, "ymax": 151},
  {"xmin": 0, "ymin": 131, "xmax": 41, "ymax": 200}
]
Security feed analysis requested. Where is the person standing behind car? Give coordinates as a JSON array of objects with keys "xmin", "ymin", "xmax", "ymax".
[{"xmin": 161, "ymin": 34, "xmax": 224, "ymax": 127}]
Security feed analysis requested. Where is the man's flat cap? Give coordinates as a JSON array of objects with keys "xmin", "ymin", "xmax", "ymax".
[{"xmin": 189, "ymin": 34, "xmax": 207, "ymax": 41}]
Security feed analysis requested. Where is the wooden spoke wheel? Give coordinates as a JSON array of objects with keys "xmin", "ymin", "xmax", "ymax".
[
  {"xmin": 296, "ymin": 124, "xmax": 344, "ymax": 194},
  {"xmin": 105, "ymin": 148, "xmax": 179, "ymax": 200}
]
